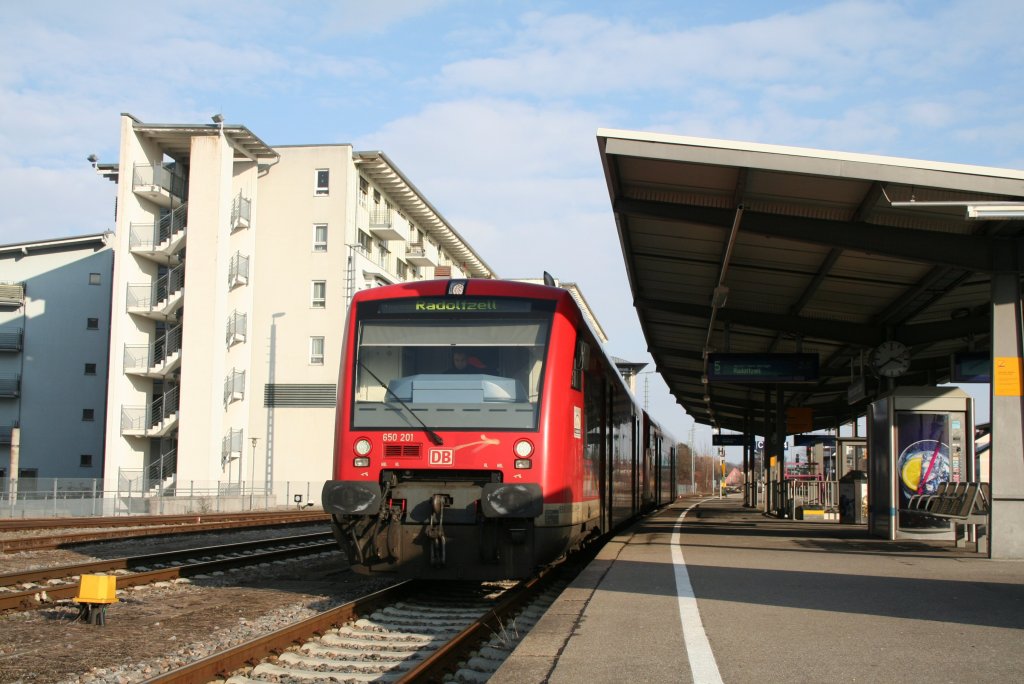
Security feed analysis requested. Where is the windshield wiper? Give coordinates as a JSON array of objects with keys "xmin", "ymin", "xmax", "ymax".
[{"xmin": 358, "ymin": 362, "xmax": 444, "ymax": 445}]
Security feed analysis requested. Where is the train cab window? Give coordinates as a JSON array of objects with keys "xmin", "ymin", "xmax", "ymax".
[{"xmin": 350, "ymin": 297, "xmax": 553, "ymax": 431}]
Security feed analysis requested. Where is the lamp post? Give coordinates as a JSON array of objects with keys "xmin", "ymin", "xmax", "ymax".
[{"xmin": 249, "ymin": 437, "xmax": 259, "ymax": 511}]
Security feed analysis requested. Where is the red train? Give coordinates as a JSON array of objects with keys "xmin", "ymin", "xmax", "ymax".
[{"xmin": 321, "ymin": 278, "xmax": 678, "ymax": 580}]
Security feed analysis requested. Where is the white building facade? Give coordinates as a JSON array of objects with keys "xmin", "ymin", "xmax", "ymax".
[
  {"xmin": 1, "ymin": 235, "xmax": 113, "ymax": 486},
  {"xmin": 101, "ymin": 115, "xmax": 494, "ymax": 506}
]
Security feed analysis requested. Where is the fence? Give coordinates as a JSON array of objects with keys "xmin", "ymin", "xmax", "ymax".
[{"xmin": 0, "ymin": 478, "xmax": 325, "ymax": 518}]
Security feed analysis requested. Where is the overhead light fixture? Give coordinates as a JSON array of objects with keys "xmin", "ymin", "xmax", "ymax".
[
  {"xmin": 711, "ymin": 285, "xmax": 729, "ymax": 308},
  {"xmin": 966, "ymin": 204, "xmax": 1024, "ymax": 220}
]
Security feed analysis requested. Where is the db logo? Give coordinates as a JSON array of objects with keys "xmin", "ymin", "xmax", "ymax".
[{"xmin": 428, "ymin": 449, "xmax": 455, "ymax": 467}]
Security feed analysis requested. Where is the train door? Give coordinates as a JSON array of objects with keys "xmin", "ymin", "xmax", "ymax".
[{"xmin": 584, "ymin": 371, "xmax": 607, "ymax": 533}]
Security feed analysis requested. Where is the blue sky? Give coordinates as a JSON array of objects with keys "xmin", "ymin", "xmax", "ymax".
[{"xmin": 1, "ymin": 0, "xmax": 1020, "ymax": 453}]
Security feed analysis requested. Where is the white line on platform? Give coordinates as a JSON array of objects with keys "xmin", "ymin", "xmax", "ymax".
[{"xmin": 671, "ymin": 500, "xmax": 724, "ymax": 684}]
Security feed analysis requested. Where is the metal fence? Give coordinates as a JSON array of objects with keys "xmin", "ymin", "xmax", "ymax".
[{"xmin": 0, "ymin": 478, "xmax": 325, "ymax": 518}]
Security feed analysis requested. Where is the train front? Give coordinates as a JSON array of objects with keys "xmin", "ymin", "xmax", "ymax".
[{"xmin": 322, "ymin": 280, "xmax": 568, "ymax": 580}]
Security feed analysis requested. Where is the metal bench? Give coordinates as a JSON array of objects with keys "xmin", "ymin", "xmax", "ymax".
[{"xmin": 902, "ymin": 481, "xmax": 990, "ymax": 549}]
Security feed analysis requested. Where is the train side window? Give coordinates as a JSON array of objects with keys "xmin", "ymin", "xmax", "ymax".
[{"xmin": 572, "ymin": 339, "xmax": 589, "ymax": 390}]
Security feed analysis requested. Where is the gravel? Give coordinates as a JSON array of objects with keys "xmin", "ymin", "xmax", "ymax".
[{"xmin": 0, "ymin": 527, "xmax": 396, "ymax": 684}]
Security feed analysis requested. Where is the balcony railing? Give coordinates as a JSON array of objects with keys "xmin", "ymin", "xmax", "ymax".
[
  {"xmin": 123, "ymin": 324, "xmax": 182, "ymax": 377},
  {"xmin": 129, "ymin": 203, "xmax": 188, "ymax": 263},
  {"xmin": 146, "ymin": 448, "xmax": 177, "ymax": 492},
  {"xmin": 127, "ymin": 263, "xmax": 185, "ymax": 318},
  {"xmin": 224, "ymin": 369, "xmax": 245, "ymax": 405},
  {"xmin": 226, "ymin": 311, "xmax": 247, "ymax": 346},
  {"xmin": 0, "ymin": 374, "xmax": 20, "ymax": 398},
  {"xmin": 405, "ymin": 242, "xmax": 436, "ymax": 267},
  {"xmin": 228, "ymin": 252, "xmax": 249, "ymax": 288},
  {"xmin": 231, "ymin": 193, "xmax": 251, "ymax": 231},
  {"xmin": 222, "ymin": 428, "xmax": 243, "ymax": 464},
  {"xmin": 368, "ymin": 207, "xmax": 403, "ymax": 240},
  {"xmin": 120, "ymin": 386, "xmax": 179, "ymax": 437},
  {"xmin": 0, "ymin": 328, "xmax": 23, "ymax": 352},
  {"xmin": 0, "ymin": 282, "xmax": 25, "ymax": 306},
  {"xmin": 132, "ymin": 163, "xmax": 186, "ymax": 207}
]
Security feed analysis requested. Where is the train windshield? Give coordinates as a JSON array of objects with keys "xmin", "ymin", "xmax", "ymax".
[{"xmin": 351, "ymin": 297, "xmax": 553, "ymax": 430}]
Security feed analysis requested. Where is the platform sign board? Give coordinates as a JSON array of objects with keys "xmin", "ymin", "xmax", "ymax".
[
  {"xmin": 951, "ymin": 352, "xmax": 990, "ymax": 383},
  {"xmin": 707, "ymin": 353, "xmax": 819, "ymax": 383},
  {"xmin": 793, "ymin": 434, "xmax": 836, "ymax": 447},
  {"xmin": 712, "ymin": 433, "xmax": 753, "ymax": 447},
  {"xmin": 786, "ymin": 407, "xmax": 814, "ymax": 433}
]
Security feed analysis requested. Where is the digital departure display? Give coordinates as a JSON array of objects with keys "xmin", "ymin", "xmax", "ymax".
[
  {"xmin": 707, "ymin": 353, "xmax": 819, "ymax": 383},
  {"xmin": 378, "ymin": 298, "xmax": 533, "ymax": 314}
]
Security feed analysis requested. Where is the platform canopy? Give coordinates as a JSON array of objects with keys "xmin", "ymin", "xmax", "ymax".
[{"xmin": 598, "ymin": 129, "xmax": 1024, "ymax": 434}]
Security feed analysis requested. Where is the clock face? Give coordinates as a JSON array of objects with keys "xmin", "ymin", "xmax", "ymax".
[{"xmin": 872, "ymin": 341, "xmax": 910, "ymax": 377}]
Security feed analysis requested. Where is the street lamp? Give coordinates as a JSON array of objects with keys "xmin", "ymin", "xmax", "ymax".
[{"xmin": 249, "ymin": 437, "xmax": 259, "ymax": 510}]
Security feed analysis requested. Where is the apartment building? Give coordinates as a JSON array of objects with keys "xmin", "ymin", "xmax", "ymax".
[
  {"xmin": 101, "ymin": 114, "xmax": 494, "ymax": 503},
  {"xmin": 0, "ymin": 235, "xmax": 113, "ymax": 485}
]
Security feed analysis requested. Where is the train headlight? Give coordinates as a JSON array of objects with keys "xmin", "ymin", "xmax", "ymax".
[
  {"xmin": 353, "ymin": 438, "xmax": 372, "ymax": 456},
  {"xmin": 514, "ymin": 459, "xmax": 532, "ymax": 469},
  {"xmin": 513, "ymin": 439, "xmax": 534, "ymax": 458},
  {"xmin": 353, "ymin": 457, "xmax": 370, "ymax": 467}
]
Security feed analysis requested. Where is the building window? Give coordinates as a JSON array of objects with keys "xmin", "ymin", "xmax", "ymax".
[
  {"xmin": 396, "ymin": 261, "xmax": 408, "ymax": 280},
  {"xmin": 84, "ymin": 363, "xmax": 97, "ymax": 375},
  {"xmin": 89, "ymin": 273, "xmax": 101, "ymax": 285},
  {"xmin": 311, "ymin": 281, "xmax": 326, "ymax": 308},
  {"xmin": 358, "ymin": 177, "xmax": 369, "ymax": 207},
  {"xmin": 357, "ymin": 230, "xmax": 372, "ymax": 256},
  {"xmin": 310, "ymin": 336, "xmax": 325, "ymax": 365},
  {"xmin": 315, "ymin": 169, "xmax": 330, "ymax": 195},
  {"xmin": 80, "ymin": 454, "xmax": 93, "ymax": 467},
  {"xmin": 86, "ymin": 318, "xmax": 99, "ymax": 330},
  {"xmin": 373, "ymin": 189, "xmax": 381, "ymax": 205},
  {"xmin": 377, "ymin": 241, "xmax": 390, "ymax": 269},
  {"xmin": 313, "ymin": 224, "xmax": 328, "ymax": 252},
  {"xmin": 82, "ymin": 408, "xmax": 95, "ymax": 421}
]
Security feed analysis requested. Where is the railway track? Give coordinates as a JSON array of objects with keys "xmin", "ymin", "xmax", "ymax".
[
  {"xmin": 145, "ymin": 568, "xmax": 567, "ymax": 684},
  {"xmin": 0, "ymin": 532, "xmax": 336, "ymax": 612},
  {"xmin": 0, "ymin": 510, "xmax": 330, "ymax": 552}
]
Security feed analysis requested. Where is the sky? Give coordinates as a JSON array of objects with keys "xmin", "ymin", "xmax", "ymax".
[{"xmin": 2, "ymin": 0, "xmax": 1021, "ymax": 455}]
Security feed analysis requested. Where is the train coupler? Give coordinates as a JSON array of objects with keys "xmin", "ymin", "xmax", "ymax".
[{"xmin": 427, "ymin": 494, "xmax": 451, "ymax": 567}]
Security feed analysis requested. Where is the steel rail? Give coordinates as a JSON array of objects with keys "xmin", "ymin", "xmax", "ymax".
[
  {"xmin": 0, "ymin": 514, "xmax": 329, "ymax": 552},
  {"xmin": 0, "ymin": 536, "xmax": 337, "ymax": 612},
  {"xmin": 0, "ymin": 510, "xmax": 328, "ymax": 532},
  {"xmin": 141, "ymin": 580, "xmax": 418, "ymax": 684}
]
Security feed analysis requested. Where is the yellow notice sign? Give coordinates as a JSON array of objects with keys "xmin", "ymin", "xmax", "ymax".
[
  {"xmin": 769, "ymin": 456, "xmax": 777, "ymax": 468},
  {"xmin": 994, "ymin": 357, "xmax": 1023, "ymax": 396}
]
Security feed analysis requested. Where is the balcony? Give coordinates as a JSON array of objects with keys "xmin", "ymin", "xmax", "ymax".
[
  {"xmin": 127, "ymin": 263, "xmax": 185, "ymax": 320},
  {"xmin": 0, "ymin": 282, "xmax": 25, "ymax": 307},
  {"xmin": 221, "ymin": 428, "xmax": 243, "ymax": 467},
  {"xmin": 123, "ymin": 325, "xmax": 182, "ymax": 379},
  {"xmin": 129, "ymin": 203, "xmax": 187, "ymax": 264},
  {"xmin": 231, "ymin": 193, "xmax": 251, "ymax": 232},
  {"xmin": 0, "ymin": 374, "xmax": 21, "ymax": 398},
  {"xmin": 368, "ymin": 208, "xmax": 403, "ymax": 241},
  {"xmin": 0, "ymin": 329, "xmax": 23, "ymax": 352},
  {"xmin": 226, "ymin": 311, "xmax": 247, "ymax": 347},
  {"xmin": 223, "ymin": 369, "xmax": 245, "ymax": 406},
  {"xmin": 121, "ymin": 386, "xmax": 179, "ymax": 438},
  {"xmin": 406, "ymin": 242, "xmax": 436, "ymax": 267},
  {"xmin": 228, "ymin": 252, "xmax": 249, "ymax": 288},
  {"xmin": 132, "ymin": 163, "xmax": 186, "ymax": 208}
]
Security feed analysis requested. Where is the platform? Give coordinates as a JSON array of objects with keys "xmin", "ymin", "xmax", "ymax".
[{"xmin": 491, "ymin": 495, "xmax": 1024, "ymax": 684}]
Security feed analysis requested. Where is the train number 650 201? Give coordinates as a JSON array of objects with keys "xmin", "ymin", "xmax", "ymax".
[{"xmin": 381, "ymin": 432, "xmax": 415, "ymax": 442}]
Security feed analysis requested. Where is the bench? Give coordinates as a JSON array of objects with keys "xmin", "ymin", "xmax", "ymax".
[{"xmin": 901, "ymin": 481, "xmax": 990, "ymax": 548}]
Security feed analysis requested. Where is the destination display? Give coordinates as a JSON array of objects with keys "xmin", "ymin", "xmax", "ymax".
[
  {"xmin": 379, "ymin": 298, "xmax": 533, "ymax": 314},
  {"xmin": 707, "ymin": 353, "xmax": 819, "ymax": 383}
]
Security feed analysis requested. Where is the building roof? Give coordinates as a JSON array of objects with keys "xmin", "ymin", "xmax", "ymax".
[
  {"xmin": 598, "ymin": 128, "xmax": 1024, "ymax": 433},
  {"xmin": 354, "ymin": 151, "xmax": 496, "ymax": 279},
  {"xmin": 0, "ymin": 233, "xmax": 111, "ymax": 255},
  {"xmin": 125, "ymin": 113, "xmax": 279, "ymax": 163}
]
